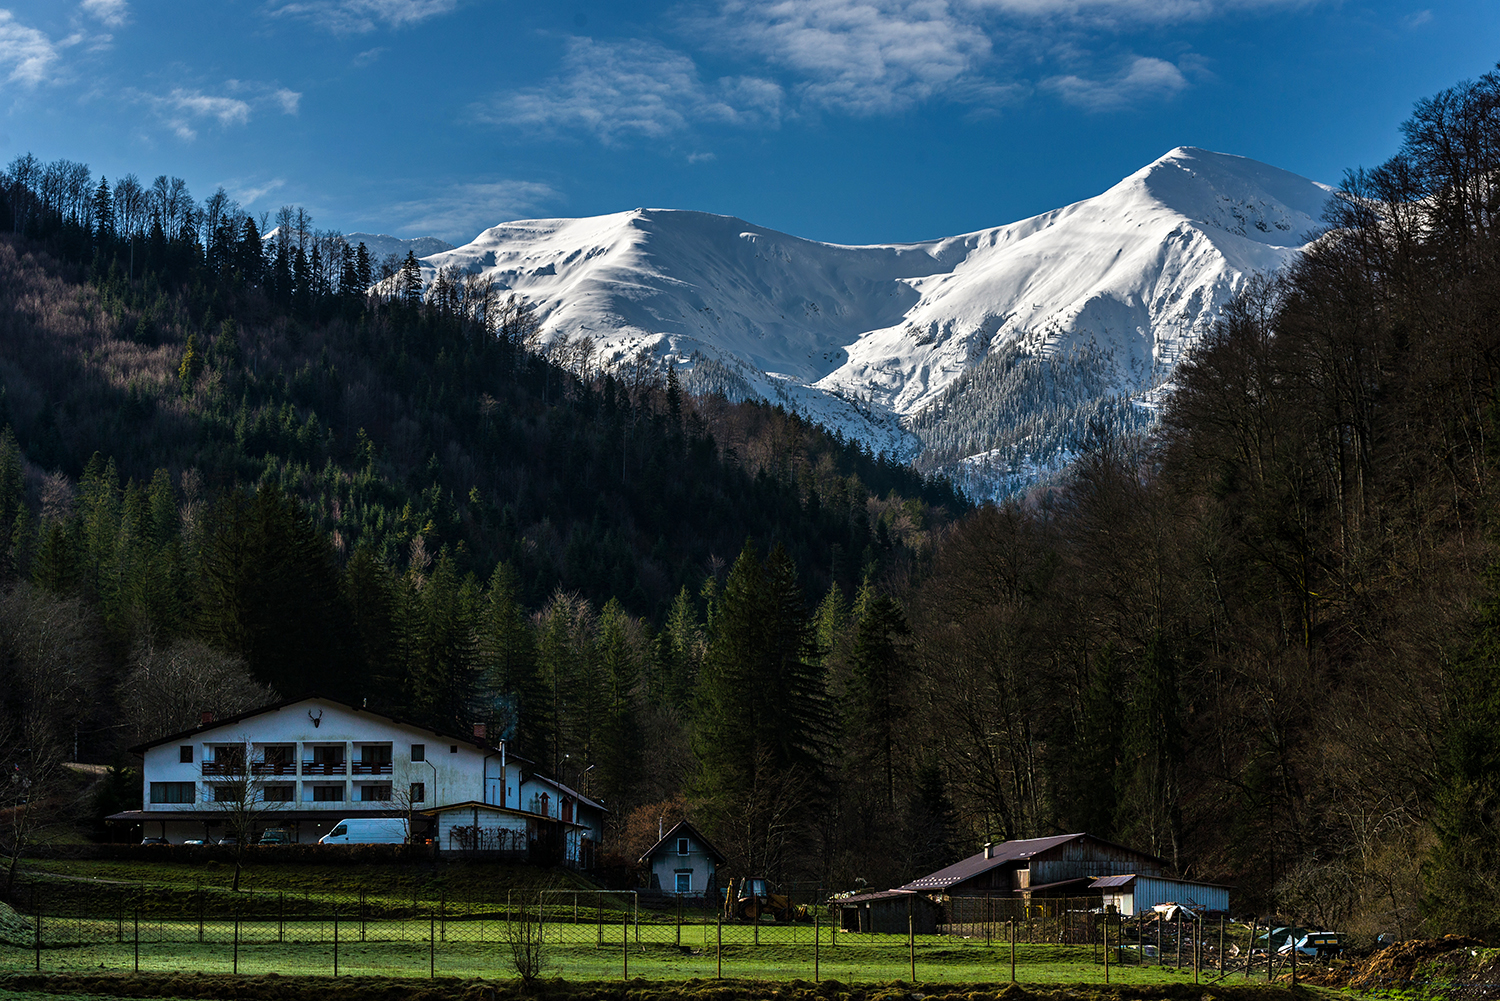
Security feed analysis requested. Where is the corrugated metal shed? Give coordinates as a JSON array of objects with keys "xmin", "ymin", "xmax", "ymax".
[{"xmin": 1091, "ymin": 873, "xmax": 1231, "ymax": 915}]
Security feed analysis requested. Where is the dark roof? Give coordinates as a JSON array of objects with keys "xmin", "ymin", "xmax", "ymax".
[
  {"xmin": 525, "ymin": 774, "xmax": 606, "ymax": 813},
  {"xmin": 1023, "ymin": 877, "xmax": 1096, "ymax": 893},
  {"xmin": 106, "ymin": 809, "xmax": 412, "ymax": 823},
  {"xmin": 422, "ymin": 800, "xmax": 589, "ymax": 827},
  {"xmin": 640, "ymin": 820, "xmax": 727, "ymax": 865},
  {"xmin": 898, "ymin": 834, "xmax": 1085, "ymax": 891},
  {"xmin": 833, "ymin": 889, "xmax": 923, "ymax": 905},
  {"xmin": 127, "ymin": 694, "xmax": 504, "ymax": 757},
  {"xmin": 897, "ymin": 833, "xmax": 1162, "ymax": 892},
  {"xmin": 1092, "ymin": 874, "xmax": 1138, "ymax": 888}
]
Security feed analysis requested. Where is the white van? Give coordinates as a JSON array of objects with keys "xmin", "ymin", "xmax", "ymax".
[{"xmin": 319, "ymin": 817, "xmax": 409, "ymax": 844}]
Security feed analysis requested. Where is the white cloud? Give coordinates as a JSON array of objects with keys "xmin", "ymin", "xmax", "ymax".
[
  {"xmin": 228, "ymin": 178, "xmax": 286, "ymax": 205},
  {"xmin": 265, "ymin": 0, "xmax": 456, "ymax": 33},
  {"xmin": 962, "ymin": 0, "xmax": 1312, "ymax": 23},
  {"xmin": 139, "ymin": 83, "xmax": 299, "ymax": 140},
  {"xmin": 385, "ymin": 180, "xmax": 561, "ymax": 243},
  {"xmin": 481, "ymin": 37, "xmax": 782, "ymax": 143},
  {"xmin": 707, "ymin": 0, "xmax": 992, "ymax": 114},
  {"xmin": 1042, "ymin": 55, "xmax": 1188, "ymax": 110},
  {"xmin": 79, "ymin": 0, "xmax": 129, "ymax": 28},
  {"xmin": 0, "ymin": 10, "xmax": 60, "ymax": 86},
  {"xmin": 1401, "ymin": 9, "xmax": 1432, "ymax": 28},
  {"xmin": 688, "ymin": 151, "xmax": 718, "ymax": 163}
]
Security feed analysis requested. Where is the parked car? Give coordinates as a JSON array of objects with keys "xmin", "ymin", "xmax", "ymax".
[
  {"xmin": 257, "ymin": 828, "xmax": 291, "ymax": 845},
  {"xmin": 215, "ymin": 836, "xmax": 238, "ymax": 846},
  {"xmin": 140, "ymin": 837, "xmax": 167, "ymax": 846},
  {"xmin": 182, "ymin": 839, "xmax": 206, "ymax": 846}
]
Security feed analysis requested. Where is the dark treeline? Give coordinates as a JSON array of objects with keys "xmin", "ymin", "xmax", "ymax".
[{"xmin": 3, "ymin": 65, "xmax": 1500, "ymax": 948}]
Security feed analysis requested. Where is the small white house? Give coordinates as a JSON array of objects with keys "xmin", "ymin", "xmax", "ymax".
[
  {"xmin": 640, "ymin": 820, "xmax": 725, "ymax": 898},
  {"xmin": 1091, "ymin": 873, "xmax": 1231, "ymax": 915},
  {"xmin": 428, "ymin": 773, "xmax": 604, "ymax": 868},
  {"xmin": 108, "ymin": 695, "xmax": 601, "ymax": 864}
]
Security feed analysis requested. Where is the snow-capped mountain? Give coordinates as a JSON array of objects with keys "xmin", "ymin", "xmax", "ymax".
[{"xmin": 419, "ymin": 148, "xmax": 1332, "ymax": 496}]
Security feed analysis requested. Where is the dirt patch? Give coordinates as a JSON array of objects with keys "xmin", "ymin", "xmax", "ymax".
[{"xmin": 0, "ymin": 974, "xmax": 1325, "ymax": 1001}]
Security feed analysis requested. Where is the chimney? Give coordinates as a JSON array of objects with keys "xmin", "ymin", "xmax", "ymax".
[
  {"xmin": 473, "ymin": 723, "xmax": 487, "ymax": 742},
  {"xmin": 983, "ymin": 842, "xmax": 994, "ymax": 859},
  {"xmin": 200, "ymin": 711, "xmax": 214, "ymax": 726}
]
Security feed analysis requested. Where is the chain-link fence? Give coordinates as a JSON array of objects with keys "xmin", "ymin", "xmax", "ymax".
[{"xmin": 0, "ymin": 877, "xmax": 1334, "ymax": 985}]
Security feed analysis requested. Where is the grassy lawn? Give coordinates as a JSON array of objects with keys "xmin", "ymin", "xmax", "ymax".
[{"xmin": 0, "ymin": 916, "xmax": 1284, "ymax": 985}]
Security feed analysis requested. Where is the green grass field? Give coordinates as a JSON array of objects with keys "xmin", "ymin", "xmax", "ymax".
[
  {"xmin": 2, "ymin": 860, "xmax": 1314, "ymax": 988},
  {"xmin": 0, "ymin": 912, "xmax": 1285, "ymax": 986}
]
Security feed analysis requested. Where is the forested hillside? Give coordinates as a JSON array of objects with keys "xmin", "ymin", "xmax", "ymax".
[{"xmin": 1, "ymin": 65, "xmax": 1499, "ymax": 951}]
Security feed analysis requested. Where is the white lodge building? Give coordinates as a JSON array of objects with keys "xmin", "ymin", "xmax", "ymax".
[{"xmin": 107, "ymin": 695, "xmax": 604, "ymax": 866}]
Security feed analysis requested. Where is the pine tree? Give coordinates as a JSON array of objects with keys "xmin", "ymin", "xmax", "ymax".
[
  {"xmin": 844, "ymin": 591, "xmax": 909, "ymax": 807},
  {"xmin": 400, "ymin": 251, "xmax": 423, "ymax": 307},
  {"xmin": 1426, "ymin": 561, "xmax": 1500, "ymax": 937},
  {"xmin": 476, "ymin": 561, "xmax": 544, "ymax": 755}
]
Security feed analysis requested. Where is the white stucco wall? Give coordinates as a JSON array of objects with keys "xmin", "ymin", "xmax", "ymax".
[{"xmin": 137, "ymin": 698, "xmax": 512, "ymax": 842}]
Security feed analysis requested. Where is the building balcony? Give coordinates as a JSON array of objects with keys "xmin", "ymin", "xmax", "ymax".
[
  {"xmin": 201, "ymin": 762, "xmax": 245, "ymax": 776},
  {"xmin": 301, "ymin": 761, "xmax": 347, "ymax": 775},
  {"xmin": 251, "ymin": 761, "xmax": 298, "ymax": 775},
  {"xmin": 352, "ymin": 762, "xmax": 393, "ymax": 775}
]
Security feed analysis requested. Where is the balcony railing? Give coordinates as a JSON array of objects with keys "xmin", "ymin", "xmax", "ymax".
[
  {"xmin": 301, "ymin": 760, "xmax": 346, "ymax": 775},
  {"xmin": 201, "ymin": 761, "xmax": 245, "ymax": 775},
  {"xmin": 251, "ymin": 761, "xmax": 297, "ymax": 775},
  {"xmin": 352, "ymin": 762, "xmax": 393, "ymax": 775}
]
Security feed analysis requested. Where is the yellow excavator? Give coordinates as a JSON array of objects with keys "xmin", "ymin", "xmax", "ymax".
[{"xmin": 723, "ymin": 876, "xmax": 811, "ymax": 922}]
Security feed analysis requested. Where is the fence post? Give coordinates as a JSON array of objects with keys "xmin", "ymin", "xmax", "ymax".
[
  {"xmin": 1290, "ymin": 923, "xmax": 1297, "ymax": 986},
  {"xmin": 441, "ymin": 892, "xmax": 446, "ymax": 943},
  {"xmin": 908, "ymin": 911, "xmax": 916, "ymax": 984},
  {"xmin": 334, "ymin": 909, "xmax": 339, "ymax": 977},
  {"xmin": 1195, "ymin": 917, "xmax": 1201, "ymax": 983},
  {"xmin": 597, "ymin": 895, "xmax": 603, "ymax": 947},
  {"xmin": 814, "ymin": 913, "xmax": 820, "ymax": 983},
  {"xmin": 716, "ymin": 908, "xmax": 722, "ymax": 979},
  {"xmin": 622, "ymin": 911, "xmax": 629, "ymax": 980},
  {"xmin": 1219, "ymin": 913, "xmax": 1225, "ymax": 972},
  {"xmin": 1103, "ymin": 912, "xmax": 1109, "ymax": 984},
  {"xmin": 279, "ymin": 891, "xmax": 285, "ymax": 944},
  {"xmin": 429, "ymin": 911, "xmax": 435, "ymax": 979},
  {"xmin": 754, "ymin": 898, "xmax": 760, "ymax": 946},
  {"xmin": 676, "ymin": 893, "xmax": 682, "ymax": 947},
  {"xmin": 198, "ymin": 882, "xmax": 204, "ymax": 943},
  {"xmin": 32, "ymin": 885, "xmax": 39, "ymax": 972},
  {"xmin": 1009, "ymin": 919, "xmax": 1016, "ymax": 982},
  {"xmin": 1176, "ymin": 911, "xmax": 1183, "ymax": 969},
  {"xmin": 360, "ymin": 888, "xmax": 367, "ymax": 942},
  {"xmin": 233, "ymin": 901, "xmax": 239, "ymax": 976},
  {"xmin": 134, "ymin": 907, "xmax": 139, "ymax": 973}
]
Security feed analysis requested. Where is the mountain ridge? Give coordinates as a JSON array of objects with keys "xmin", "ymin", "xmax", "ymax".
[{"xmin": 418, "ymin": 147, "xmax": 1333, "ymax": 494}]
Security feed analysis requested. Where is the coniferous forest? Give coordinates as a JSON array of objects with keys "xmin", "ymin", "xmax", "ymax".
[{"xmin": 2, "ymin": 65, "xmax": 1500, "ymax": 944}]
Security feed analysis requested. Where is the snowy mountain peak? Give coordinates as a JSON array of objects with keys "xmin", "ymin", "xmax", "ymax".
[{"xmin": 418, "ymin": 148, "xmax": 1332, "ymax": 497}]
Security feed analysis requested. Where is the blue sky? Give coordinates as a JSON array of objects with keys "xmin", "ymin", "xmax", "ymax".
[{"xmin": 0, "ymin": 0, "xmax": 1494, "ymax": 246}]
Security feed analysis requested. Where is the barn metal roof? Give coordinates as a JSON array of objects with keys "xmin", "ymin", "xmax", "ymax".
[
  {"xmin": 897, "ymin": 833, "xmax": 1090, "ymax": 891},
  {"xmin": 1092, "ymin": 874, "xmax": 1139, "ymax": 888}
]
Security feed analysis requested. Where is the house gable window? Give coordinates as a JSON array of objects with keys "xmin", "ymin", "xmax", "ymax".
[
  {"xmin": 411, "ymin": 744, "xmax": 425, "ymax": 762},
  {"xmin": 179, "ymin": 746, "xmax": 193, "ymax": 763},
  {"xmin": 677, "ymin": 837, "xmax": 689, "ymax": 856}
]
